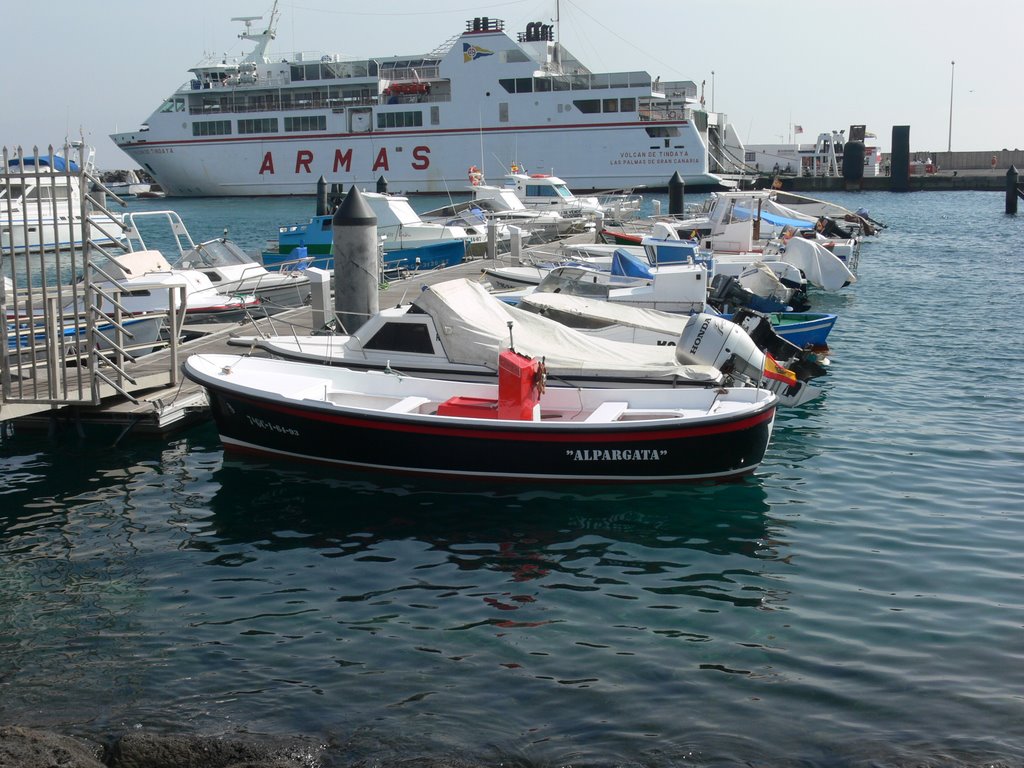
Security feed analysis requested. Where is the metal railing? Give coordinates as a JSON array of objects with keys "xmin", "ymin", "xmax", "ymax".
[{"xmin": 1, "ymin": 143, "xmax": 182, "ymax": 420}]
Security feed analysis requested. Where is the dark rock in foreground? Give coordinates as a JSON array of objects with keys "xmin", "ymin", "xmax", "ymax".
[
  {"xmin": 0, "ymin": 726, "xmax": 106, "ymax": 768},
  {"xmin": 0, "ymin": 727, "xmax": 323, "ymax": 768}
]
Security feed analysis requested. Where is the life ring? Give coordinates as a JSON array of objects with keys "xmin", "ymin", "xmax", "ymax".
[
  {"xmin": 667, "ymin": 111, "xmax": 677, "ymax": 119},
  {"xmin": 468, "ymin": 166, "xmax": 482, "ymax": 185},
  {"xmin": 534, "ymin": 360, "xmax": 547, "ymax": 395}
]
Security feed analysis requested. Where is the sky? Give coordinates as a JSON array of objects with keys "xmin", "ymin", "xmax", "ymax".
[{"xmin": 3, "ymin": 0, "xmax": 1021, "ymax": 170}]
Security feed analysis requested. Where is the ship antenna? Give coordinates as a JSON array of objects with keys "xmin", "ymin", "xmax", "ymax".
[
  {"xmin": 234, "ymin": 0, "xmax": 279, "ymax": 63},
  {"xmin": 507, "ymin": 321, "xmax": 515, "ymax": 352},
  {"xmin": 553, "ymin": 0, "xmax": 561, "ymax": 71}
]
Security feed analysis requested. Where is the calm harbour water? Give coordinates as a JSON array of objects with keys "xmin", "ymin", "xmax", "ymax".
[{"xmin": 1, "ymin": 190, "xmax": 1023, "ymax": 766}]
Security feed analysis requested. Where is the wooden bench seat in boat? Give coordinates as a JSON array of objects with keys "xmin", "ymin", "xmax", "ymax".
[{"xmin": 584, "ymin": 401, "xmax": 629, "ymax": 423}]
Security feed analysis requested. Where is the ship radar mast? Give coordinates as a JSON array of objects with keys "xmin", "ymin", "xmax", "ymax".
[{"xmin": 234, "ymin": 0, "xmax": 279, "ymax": 65}]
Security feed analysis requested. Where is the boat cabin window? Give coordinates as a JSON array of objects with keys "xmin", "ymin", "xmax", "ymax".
[
  {"xmin": 21, "ymin": 186, "xmax": 68, "ymax": 202},
  {"xmin": 525, "ymin": 183, "xmax": 571, "ymax": 200},
  {"xmin": 573, "ymin": 99, "xmax": 600, "ymax": 114},
  {"xmin": 362, "ymin": 322, "xmax": 435, "ymax": 354}
]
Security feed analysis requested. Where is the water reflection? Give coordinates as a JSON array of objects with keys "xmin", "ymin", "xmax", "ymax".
[{"xmin": 205, "ymin": 459, "xmax": 777, "ymax": 555}]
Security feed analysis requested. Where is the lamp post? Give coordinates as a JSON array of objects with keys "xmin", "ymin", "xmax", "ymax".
[
  {"xmin": 947, "ymin": 60, "xmax": 955, "ymax": 152},
  {"xmin": 711, "ymin": 70, "xmax": 715, "ymax": 112}
]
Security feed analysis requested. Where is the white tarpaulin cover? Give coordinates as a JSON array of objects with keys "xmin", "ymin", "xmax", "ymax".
[
  {"xmin": 521, "ymin": 292, "xmax": 687, "ymax": 336},
  {"xmin": 413, "ymin": 279, "xmax": 720, "ymax": 383}
]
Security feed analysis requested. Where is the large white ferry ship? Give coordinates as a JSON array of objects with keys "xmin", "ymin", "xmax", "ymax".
[{"xmin": 110, "ymin": 4, "xmax": 745, "ymax": 197}]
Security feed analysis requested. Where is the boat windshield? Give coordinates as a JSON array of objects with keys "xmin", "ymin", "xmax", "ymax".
[
  {"xmin": 535, "ymin": 267, "xmax": 610, "ymax": 299},
  {"xmin": 180, "ymin": 239, "xmax": 254, "ymax": 268}
]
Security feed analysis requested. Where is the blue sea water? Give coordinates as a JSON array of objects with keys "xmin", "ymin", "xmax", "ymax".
[{"xmin": 2, "ymin": 190, "xmax": 1023, "ymax": 766}]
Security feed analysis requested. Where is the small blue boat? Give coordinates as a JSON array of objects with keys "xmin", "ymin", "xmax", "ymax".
[
  {"xmin": 262, "ymin": 237, "xmax": 466, "ymax": 275},
  {"xmin": 723, "ymin": 311, "xmax": 836, "ymax": 350}
]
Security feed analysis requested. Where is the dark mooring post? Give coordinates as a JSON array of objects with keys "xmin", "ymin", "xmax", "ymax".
[
  {"xmin": 1006, "ymin": 165, "xmax": 1019, "ymax": 214},
  {"xmin": 668, "ymin": 171, "xmax": 685, "ymax": 215},
  {"xmin": 332, "ymin": 186, "xmax": 379, "ymax": 333},
  {"xmin": 315, "ymin": 175, "xmax": 328, "ymax": 216},
  {"xmin": 890, "ymin": 125, "xmax": 910, "ymax": 193}
]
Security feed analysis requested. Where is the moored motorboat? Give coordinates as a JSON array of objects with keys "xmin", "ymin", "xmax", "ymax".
[
  {"xmin": 86, "ymin": 249, "xmax": 262, "ymax": 323},
  {"xmin": 123, "ymin": 210, "xmax": 312, "ymax": 312},
  {"xmin": 184, "ymin": 349, "xmax": 777, "ymax": 482},
  {"xmin": 515, "ymin": 293, "xmax": 826, "ymax": 406},
  {"xmin": 263, "ymin": 191, "xmax": 471, "ymax": 271},
  {"xmin": 233, "ymin": 278, "xmax": 725, "ymax": 389},
  {"xmin": 1, "ymin": 143, "xmax": 123, "ymax": 254}
]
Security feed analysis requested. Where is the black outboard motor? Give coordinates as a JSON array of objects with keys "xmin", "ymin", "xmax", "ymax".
[
  {"xmin": 731, "ymin": 307, "xmax": 829, "ymax": 380},
  {"xmin": 708, "ymin": 273, "xmax": 811, "ymax": 314}
]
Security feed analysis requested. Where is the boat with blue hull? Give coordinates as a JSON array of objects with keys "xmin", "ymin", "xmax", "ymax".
[{"xmin": 262, "ymin": 236, "xmax": 466, "ymax": 275}]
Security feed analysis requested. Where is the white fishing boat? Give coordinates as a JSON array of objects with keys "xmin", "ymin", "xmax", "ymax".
[
  {"xmin": 1, "ymin": 143, "xmax": 123, "ymax": 254},
  {"xmin": 109, "ymin": 3, "xmax": 743, "ymax": 197},
  {"xmin": 184, "ymin": 349, "xmax": 778, "ymax": 483}
]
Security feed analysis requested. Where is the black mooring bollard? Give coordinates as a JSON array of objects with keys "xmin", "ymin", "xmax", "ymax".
[
  {"xmin": 315, "ymin": 175, "xmax": 328, "ymax": 216},
  {"xmin": 1006, "ymin": 165, "xmax": 1019, "ymax": 215},
  {"xmin": 890, "ymin": 125, "xmax": 910, "ymax": 193},
  {"xmin": 668, "ymin": 171, "xmax": 685, "ymax": 215}
]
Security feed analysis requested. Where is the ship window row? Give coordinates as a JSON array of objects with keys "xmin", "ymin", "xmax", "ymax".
[
  {"xmin": 193, "ymin": 120, "xmax": 232, "ymax": 136},
  {"xmin": 284, "ymin": 115, "xmax": 327, "ymax": 131},
  {"xmin": 377, "ymin": 111, "xmax": 424, "ymax": 129},
  {"xmin": 499, "ymin": 71, "xmax": 650, "ymax": 94},
  {"xmin": 188, "ymin": 85, "xmax": 395, "ymax": 116},
  {"xmin": 290, "ymin": 60, "xmax": 379, "ymax": 82},
  {"xmin": 238, "ymin": 118, "xmax": 279, "ymax": 134},
  {"xmin": 378, "ymin": 61, "xmax": 441, "ymax": 82},
  {"xmin": 573, "ymin": 98, "xmax": 637, "ymax": 114}
]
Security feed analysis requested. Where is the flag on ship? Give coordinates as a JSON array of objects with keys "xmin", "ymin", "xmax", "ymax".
[{"xmin": 464, "ymin": 43, "xmax": 494, "ymax": 62}]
